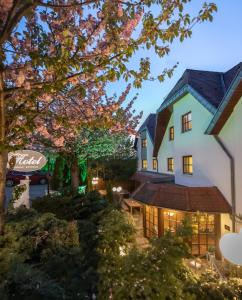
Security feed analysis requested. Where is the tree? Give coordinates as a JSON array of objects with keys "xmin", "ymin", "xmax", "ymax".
[
  {"xmin": 0, "ymin": 0, "xmax": 217, "ymax": 233},
  {"xmin": 36, "ymin": 84, "xmax": 140, "ymax": 191}
]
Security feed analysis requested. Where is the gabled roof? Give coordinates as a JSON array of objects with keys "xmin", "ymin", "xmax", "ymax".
[
  {"xmin": 158, "ymin": 62, "xmax": 242, "ymax": 113},
  {"xmin": 153, "ymin": 62, "xmax": 242, "ymax": 156},
  {"xmin": 206, "ymin": 63, "xmax": 242, "ymax": 134},
  {"xmin": 132, "ymin": 182, "xmax": 231, "ymax": 213},
  {"xmin": 138, "ymin": 113, "xmax": 156, "ymax": 143}
]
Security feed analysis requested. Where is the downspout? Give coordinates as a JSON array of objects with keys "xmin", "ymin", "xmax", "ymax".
[{"xmin": 213, "ymin": 135, "xmax": 236, "ymax": 232}]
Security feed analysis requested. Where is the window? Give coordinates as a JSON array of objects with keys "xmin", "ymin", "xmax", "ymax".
[
  {"xmin": 169, "ymin": 126, "xmax": 174, "ymax": 141},
  {"xmin": 145, "ymin": 205, "xmax": 158, "ymax": 238},
  {"xmin": 152, "ymin": 159, "xmax": 158, "ymax": 170},
  {"xmin": 183, "ymin": 156, "xmax": 193, "ymax": 175},
  {"xmin": 142, "ymin": 159, "xmax": 147, "ymax": 169},
  {"xmin": 164, "ymin": 210, "xmax": 184, "ymax": 233},
  {"xmin": 191, "ymin": 214, "xmax": 216, "ymax": 256},
  {"xmin": 167, "ymin": 158, "xmax": 174, "ymax": 172},
  {"xmin": 182, "ymin": 112, "xmax": 192, "ymax": 132},
  {"xmin": 141, "ymin": 138, "xmax": 147, "ymax": 148}
]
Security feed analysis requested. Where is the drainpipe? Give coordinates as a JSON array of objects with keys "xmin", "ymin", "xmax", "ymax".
[{"xmin": 213, "ymin": 135, "xmax": 236, "ymax": 232}]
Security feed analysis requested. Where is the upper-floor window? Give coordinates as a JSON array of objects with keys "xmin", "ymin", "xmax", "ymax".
[
  {"xmin": 142, "ymin": 159, "xmax": 147, "ymax": 169},
  {"xmin": 167, "ymin": 158, "xmax": 174, "ymax": 172},
  {"xmin": 182, "ymin": 112, "xmax": 192, "ymax": 132},
  {"xmin": 183, "ymin": 155, "xmax": 193, "ymax": 175},
  {"xmin": 152, "ymin": 159, "xmax": 158, "ymax": 170},
  {"xmin": 169, "ymin": 126, "xmax": 174, "ymax": 141},
  {"xmin": 141, "ymin": 138, "xmax": 147, "ymax": 148}
]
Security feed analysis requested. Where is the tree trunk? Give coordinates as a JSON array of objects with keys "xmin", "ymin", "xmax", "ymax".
[
  {"xmin": 71, "ymin": 159, "xmax": 80, "ymax": 192},
  {"xmin": 0, "ymin": 151, "xmax": 7, "ymax": 234},
  {"xmin": 0, "ymin": 69, "xmax": 7, "ymax": 234}
]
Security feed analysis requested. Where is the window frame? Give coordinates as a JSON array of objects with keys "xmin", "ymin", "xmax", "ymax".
[
  {"xmin": 152, "ymin": 158, "xmax": 158, "ymax": 170},
  {"xmin": 167, "ymin": 157, "xmax": 174, "ymax": 172},
  {"xmin": 183, "ymin": 155, "xmax": 193, "ymax": 175},
  {"xmin": 141, "ymin": 138, "xmax": 147, "ymax": 148},
  {"xmin": 142, "ymin": 159, "xmax": 147, "ymax": 170},
  {"xmin": 181, "ymin": 111, "xmax": 192, "ymax": 133},
  {"xmin": 169, "ymin": 126, "xmax": 174, "ymax": 141}
]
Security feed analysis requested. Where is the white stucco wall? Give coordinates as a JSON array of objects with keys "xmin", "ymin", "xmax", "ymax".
[
  {"xmin": 136, "ymin": 129, "xmax": 154, "ymax": 172},
  {"xmin": 173, "ymin": 94, "xmax": 231, "ymax": 205},
  {"xmin": 146, "ymin": 131, "xmax": 154, "ymax": 171},
  {"xmin": 157, "ymin": 113, "xmax": 175, "ymax": 174},
  {"xmin": 219, "ymin": 96, "xmax": 242, "ymax": 214},
  {"xmin": 137, "ymin": 136, "xmax": 142, "ymax": 171}
]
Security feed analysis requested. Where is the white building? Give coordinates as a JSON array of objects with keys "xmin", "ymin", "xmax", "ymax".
[{"xmin": 132, "ymin": 62, "xmax": 242, "ymax": 257}]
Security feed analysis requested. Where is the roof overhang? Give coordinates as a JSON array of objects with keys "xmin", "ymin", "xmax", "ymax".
[
  {"xmin": 153, "ymin": 84, "xmax": 217, "ymax": 157},
  {"xmin": 132, "ymin": 182, "xmax": 232, "ymax": 213},
  {"xmin": 157, "ymin": 84, "xmax": 216, "ymax": 114},
  {"xmin": 206, "ymin": 69, "xmax": 242, "ymax": 135},
  {"xmin": 153, "ymin": 108, "xmax": 172, "ymax": 157}
]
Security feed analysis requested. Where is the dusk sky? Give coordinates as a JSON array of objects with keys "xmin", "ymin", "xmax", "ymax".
[{"xmin": 108, "ymin": 0, "xmax": 242, "ymax": 126}]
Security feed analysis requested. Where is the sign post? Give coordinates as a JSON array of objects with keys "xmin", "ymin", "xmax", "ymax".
[{"xmin": 7, "ymin": 150, "xmax": 47, "ymax": 208}]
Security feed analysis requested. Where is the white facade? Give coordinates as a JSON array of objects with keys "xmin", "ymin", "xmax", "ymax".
[
  {"xmin": 155, "ymin": 94, "xmax": 231, "ymax": 206},
  {"xmin": 137, "ymin": 129, "xmax": 154, "ymax": 172},
  {"xmin": 157, "ymin": 113, "xmax": 174, "ymax": 174},
  {"xmin": 219, "ymin": 96, "xmax": 242, "ymax": 215}
]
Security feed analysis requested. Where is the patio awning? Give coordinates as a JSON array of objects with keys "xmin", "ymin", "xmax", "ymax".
[
  {"xmin": 131, "ymin": 171, "xmax": 174, "ymax": 183},
  {"xmin": 132, "ymin": 182, "xmax": 231, "ymax": 213}
]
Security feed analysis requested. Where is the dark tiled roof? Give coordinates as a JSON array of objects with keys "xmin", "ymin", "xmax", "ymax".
[
  {"xmin": 131, "ymin": 171, "xmax": 174, "ymax": 183},
  {"xmin": 132, "ymin": 183, "xmax": 231, "ymax": 213},
  {"xmin": 138, "ymin": 114, "xmax": 156, "ymax": 142},
  {"xmin": 161, "ymin": 62, "xmax": 242, "ymax": 110}
]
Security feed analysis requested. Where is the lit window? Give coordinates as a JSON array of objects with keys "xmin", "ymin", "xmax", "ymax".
[
  {"xmin": 182, "ymin": 112, "xmax": 192, "ymax": 132},
  {"xmin": 167, "ymin": 158, "xmax": 174, "ymax": 172},
  {"xmin": 169, "ymin": 126, "xmax": 174, "ymax": 141},
  {"xmin": 191, "ymin": 213, "xmax": 215, "ymax": 256},
  {"xmin": 152, "ymin": 159, "xmax": 158, "ymax": 170},
  {"xmin": 141, "ymin": 139, "xmax": 147, "ymax": 148},
  {"xmin": 183, "ymin": 156, "xmax": 193, "ymax": 175},
  {"xmin": 142, "ymin": 160, "xmax": 147, "ymax": 169},
  {"xmin": 164, "ymin": 210, "xmax": 184, "ymax": 233},
  {"xmin": 145, "ymin": 205, "xmax": 158, "ymax": 238}
]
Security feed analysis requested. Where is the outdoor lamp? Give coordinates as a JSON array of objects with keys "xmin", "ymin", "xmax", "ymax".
[
  {"xmin": 112, "ymin": 187, "xmax": 117, "ymax": 192},
  {"xmin": 117, "ymin": 186, "xmax": 122, "ymax": 192}
]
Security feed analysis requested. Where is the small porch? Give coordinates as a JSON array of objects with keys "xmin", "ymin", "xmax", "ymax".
[{"xmin": 131, "ymin": 181, "xmax": 232, "ymax": 258}]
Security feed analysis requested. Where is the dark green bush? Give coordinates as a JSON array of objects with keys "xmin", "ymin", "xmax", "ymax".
[
  {"xmin": 0, "ymin": 207, "xmax": 86, "ymax": 299},
  {"xmin": 183, "ymin": 270, "xmax": 242, "ymax": 300},
  {"xmin": 33, "ymin": 190, "xmax": 107, "ymax": 221}
]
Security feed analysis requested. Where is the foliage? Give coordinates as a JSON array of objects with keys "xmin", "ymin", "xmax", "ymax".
[
  {"xmin": 0, "ymin": 0, "xmax": 217, "ymax": 231},
  {"xmin": 183, "ymin": 270, "xmax": 242, "ymax": 300},
  {"xmin": 33, "ymin": 190, "xmax": 107, "ymax": 221},
  {"xmin": 98, "ymin": 228, "xmax": 191, "ymax": 300},
  {"xmin": 0, "ymin": 207, "xmax": 84, "ymax": 299},
  {"xmin": 1, "ymin": 191, "xmax": 242, "ymax": 299}
]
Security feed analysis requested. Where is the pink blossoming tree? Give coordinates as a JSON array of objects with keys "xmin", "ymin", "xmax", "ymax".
[{"xmin": 0, "ymin": 0, "xmax": 216, "ymax": 232}]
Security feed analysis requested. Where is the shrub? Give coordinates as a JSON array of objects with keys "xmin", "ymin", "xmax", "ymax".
[
  {"xmin": 33, "ymin": 190, "xmax": 107, "ymax": 221},
  {"xmin": 183, "ymin": 270, "xmax": 242, "ymax": 300},
  {"xmin": 0, "ymin": 207, "xmax": 87, "ymax": 300}
]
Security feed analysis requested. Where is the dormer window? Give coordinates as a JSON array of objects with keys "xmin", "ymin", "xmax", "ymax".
[
  {"xmin": 141, "ymin": 138, "xmax": 147, "ymax": 148},
  {"xmin": 182, "ymin": 112, "xmax": 192, "ymax": 132}
]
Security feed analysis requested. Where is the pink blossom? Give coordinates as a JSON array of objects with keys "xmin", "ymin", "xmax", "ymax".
[{"xmin": 54, "ymin": 136, "xmax": 65, "ymax": 147}]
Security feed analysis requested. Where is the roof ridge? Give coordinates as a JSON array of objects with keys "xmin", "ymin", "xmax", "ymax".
[{"xmin": 186, "ymin": 68, "xmax": 223, "ymax": 74}]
